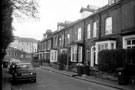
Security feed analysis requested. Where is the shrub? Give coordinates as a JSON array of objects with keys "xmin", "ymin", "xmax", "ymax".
[
  {"xmin": 98, "ymin": 49, "xmax": 135, "ymax": 73},
  {"xmin": 58, "ymin": 53, "xmax": 68, "ymax": 65},
  {"xmin": 58, "ymin": 53, "xmax": 68, "ymax": 70}
]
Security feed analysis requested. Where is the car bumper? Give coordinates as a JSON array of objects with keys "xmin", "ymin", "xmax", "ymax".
[{"xmin": 13, "ymin": 75, "xmax": 36, "ymax": 81}]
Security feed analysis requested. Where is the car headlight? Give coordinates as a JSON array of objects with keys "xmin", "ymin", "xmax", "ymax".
[
  {"xmin": 30, "ymin": 72, "xmax": 36, "ymax": 75},
  {"xmin": 14, "ymin": 73, "xmax": 17, "ymax": 76}
]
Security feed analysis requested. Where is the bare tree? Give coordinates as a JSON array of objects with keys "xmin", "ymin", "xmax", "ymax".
[
  {"xmin": 12, "ymin": 0, "xmax": 39, "ymax": 21},
  {"xmin": 2, "ymin": 0, "xmax": 39, "ymax": 60}
]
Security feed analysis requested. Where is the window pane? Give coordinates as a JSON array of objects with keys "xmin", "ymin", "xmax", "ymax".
[
  {"xmin": 127, "ymin": 46, "xmax": 131, "ymax": 49},
  {"xmin": 98, "ymin": 45, "xmax": 100, "ymax": 51},
  {"xmin": 93, "ymin": 22, "xmax": 97, "ymax": 37},
  {"xmin": 105, "ymin": 44, "xmax": 108, "ymax": 49},
  {"xmin": 105, "ymin": 17, "xmax": 112, "ymax": 35},
  {"xmin": 132, "ymin": 39, "xmax": 135, "ymax": 44},
  {"xmin": 87, "ymin": 24, "xmax": 91, "ymax": 38},
  {"xmin": 78, "ymin": 28, "xmax": 81, "ymax": 40},
  {"xmin": 127, "ymin": 40, "xmax": 131, "ymax": 45},
  {"xmin": 111, "ymin": 43, "xmax": 114, "ymax": 49}
]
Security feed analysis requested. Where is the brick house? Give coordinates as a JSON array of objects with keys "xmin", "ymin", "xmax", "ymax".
[
  {"xmin": 37, "ymin": 30, "xmax": 53, "ymax": 63},
  {"xmin": 37, "ymin": 0, "xmax": 135, "ymax": 69},
  {"xmin": 84, "ymin": 0, "xmax": 135, "ymax": 67}
]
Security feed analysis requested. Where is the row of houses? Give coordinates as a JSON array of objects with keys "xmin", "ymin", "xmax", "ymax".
[{"xmin": 37, "ymin": 0, "xmax": 135, "ymax": 68}]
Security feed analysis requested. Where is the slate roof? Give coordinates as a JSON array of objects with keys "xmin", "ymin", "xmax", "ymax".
[{"xmin": 15, "ymin": 36, "xmax": 37, "ymax": 43}]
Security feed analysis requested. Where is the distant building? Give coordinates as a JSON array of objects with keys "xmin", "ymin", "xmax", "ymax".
[
  {"xmin": 10, "ymin": 36, "xmax": 38, "ymax": 53},
  {"xmin": 4, "ymin": 36, "xmax": 38, "ymax": 62},
  {"xmin": 4, "ymin": 47, "xmax": 32, "ymax": 62}
]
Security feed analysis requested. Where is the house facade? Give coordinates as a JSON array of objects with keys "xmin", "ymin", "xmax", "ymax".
[
  {"xmin": 4, "ymin": 36, "xmax": 38, "ymax": 62},
  {"xmin": 4, "ymin": 47, "xmax": 32, "ymax": 62},
  {"xmin": 37, "ymin": 30, "xmax": 53, "ymax": 62},
  {"xmin": 10, "ymin": 36, "xmax": 38, "ymax": 53},
  {"xmin": 37, "ymin": 0, "xmax": 135, "ymax": 68}
]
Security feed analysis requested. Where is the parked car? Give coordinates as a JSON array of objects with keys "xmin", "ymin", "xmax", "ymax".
[{"xmin": 10, "ymin": 62, "xmax": 36, "ymax": 84}]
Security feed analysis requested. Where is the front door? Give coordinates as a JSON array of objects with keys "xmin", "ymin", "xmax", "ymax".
[{"xmin": 90, "ymin": 46, "xmax": 96, "ymax": 67}]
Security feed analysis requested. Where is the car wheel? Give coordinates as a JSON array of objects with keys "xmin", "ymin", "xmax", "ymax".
[
  {"xmin": 12, "ymin": 79, "xmax": 17, "ymax": 85},
  {"xmin": 33, "ymin": 79, "xmax": 36, "ymax": 82}
]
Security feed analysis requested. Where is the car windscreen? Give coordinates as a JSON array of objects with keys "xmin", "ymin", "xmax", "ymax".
[{"xmin": 17, "ymin": 64, "xmax": 33, "ymax": 70}]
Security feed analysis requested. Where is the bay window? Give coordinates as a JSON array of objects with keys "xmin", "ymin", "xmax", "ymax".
[
  {"xmin": 95, "ymin": 40, "xmax": 116, "ymax": 64},
  {"xmin": 123, "ymin": 35, "xmax": 135, "ymax": 49}
]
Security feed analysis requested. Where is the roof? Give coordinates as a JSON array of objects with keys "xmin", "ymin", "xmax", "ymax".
[
  {"xmin": 80, "ymin": 7, "xmax": 96, "ymax": 13},
  {"xmin": 15, "ymin": 36, "xmax": 37, "ymax": 43}
]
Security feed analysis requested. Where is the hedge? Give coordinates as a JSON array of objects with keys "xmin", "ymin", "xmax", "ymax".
[{"xmin": 98, "ymin": 48, "xmax": 135, "ymax": 73}]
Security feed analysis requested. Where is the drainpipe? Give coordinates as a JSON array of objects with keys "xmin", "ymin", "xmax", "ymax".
[
  {"xmin": 82, "ymin": 20, "xmax": 86, "ymax": 64},
  {"xmin": 98, "ymin": 13, "xmax": 101, "ymax": 40}
]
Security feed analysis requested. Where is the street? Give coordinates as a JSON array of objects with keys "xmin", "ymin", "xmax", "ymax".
[{"xmin": 2, "ymin": 67, "xmax": 121, "ymax": 90}]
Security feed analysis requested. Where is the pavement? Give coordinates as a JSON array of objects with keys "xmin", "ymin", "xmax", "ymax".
[
  {"xmin": 2, "ymin": 68, "xmax": 12, "ymax": 90},
  {"xmin": 40, "ymin": 65, "xmax": 135, "ymax": 90}
]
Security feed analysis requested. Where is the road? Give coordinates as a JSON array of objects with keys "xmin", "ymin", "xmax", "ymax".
[{"xmin": 3, "ymin": 67, "xmax": 120, "ymax": 90}]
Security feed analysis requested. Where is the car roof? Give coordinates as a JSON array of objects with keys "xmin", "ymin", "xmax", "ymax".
[{"xmin": 16, "ymin": 62, "xmax": 31, "ymax": 65}]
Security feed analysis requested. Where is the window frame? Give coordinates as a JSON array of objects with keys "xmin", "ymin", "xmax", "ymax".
[
  {"xmin": 105, "ymin": 17, "xmax": 112, "ymax": 35},
  {"xmin": 67, "ymin": 33, "xmax": 70, "ymax": 43},
  {"xmin": 87, "ymin": 24, "xmax": 91, "ymax": 38},
  {"xmin": 71, "ymin": 45, "xmax": 77, "ymax": 62},
  {"xmin": 93, "ymin": 21, "xmax": 97, "ymax": 37},
  {"xmin": 77, "ymin": 27, "xmax": 82, "ymax": 40}
]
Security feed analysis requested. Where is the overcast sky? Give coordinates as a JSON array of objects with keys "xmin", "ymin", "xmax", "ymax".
[{"xmin": 13, "ymin": 0, "xmax": 108, "ymax": 40}]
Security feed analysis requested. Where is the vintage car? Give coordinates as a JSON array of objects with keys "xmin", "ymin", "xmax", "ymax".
[{"xmin": 10, "ymin": 62, "xmax": 36, "ymax": 84}]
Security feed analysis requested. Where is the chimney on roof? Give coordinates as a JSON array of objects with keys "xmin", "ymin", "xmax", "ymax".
[
  {"xmin": 43, "ymin": 29, "xmax": 52, "ymax": 40},
  {"xmin": 108, "ymin": 0, "xmax": 120, "ymax": 5},
  {"xmin": 80, "ymin": 5, "xmax": 99, "ymax": 19},
  {"xmin": 57, "ymin": 22, "xmax": 65, "ymax": 31},
  {"xmin": 57, "ymin": 21, "xmax": 71, "ymax": 31}
]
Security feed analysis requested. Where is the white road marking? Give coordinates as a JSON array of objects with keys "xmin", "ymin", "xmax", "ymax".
[
  {"xmin": 88, "ymin": 87, "xmax": 95, "ymax": 90},
  {"xmin": 36, "ymin": 68, "xmax": 41, "ymax": 69},
  {"xmin": 49, "ymin": 71, "xmax": 52, "ymax": 72}
]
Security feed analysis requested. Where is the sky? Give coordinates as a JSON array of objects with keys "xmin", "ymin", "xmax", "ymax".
[{"xmin": 13, "ymin": 0, "xmax": 108, "ymax": 40}]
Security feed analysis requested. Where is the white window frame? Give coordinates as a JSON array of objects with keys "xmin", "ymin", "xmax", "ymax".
[
  {"xmin": 87, "ymin": 24, "xmax": 91, "ymax": 38},
  {"xmin": 77, "ymin": 27, "xmax": 81, "ymax": 40},
  {"xmin": 67, "ymin": 33, "xmax": 70, "ymax": 43},
  {"xmin": 62, "ymin": 35, "xmax": 64, "ymax": 46},
  {"xmin": 105, "ymin": 17, "xmax": 112, "ymax": 35},
  {"xmin": 123, "ymin": 35, "xmax": 135, "ymax": 49},
  {"xmin": 93, "ymin": 21, "xmax": 97, "ymax": 37},
  {"xmin": 59, "ymin": 37, "xmax": 62, "ymax": 46},
  {"xmin": 50, "ymin": 50, "xmax": 58, "ymax": 62},
  {"xmin": 20, "ymin": 54, "xmax": 24, "ymax": 58},
  {"xmin": 71, "ymin": 45, "xmax": 77, "ymax": 62}
]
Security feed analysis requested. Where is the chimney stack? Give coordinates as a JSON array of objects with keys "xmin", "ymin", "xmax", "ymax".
[{"xmin": 80, "ymin": 5, "xmax": 99, "ymax": 19}]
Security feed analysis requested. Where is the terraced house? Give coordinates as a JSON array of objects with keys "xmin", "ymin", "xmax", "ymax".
[{"xmin": 37, "ymin": 0, "xmax": 135, "ymax": 69}]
